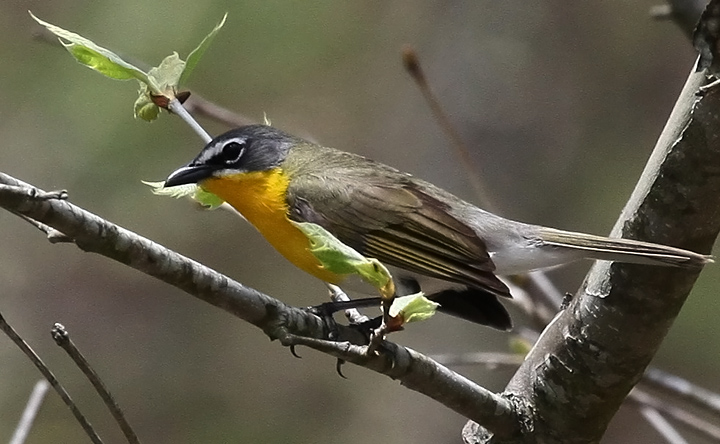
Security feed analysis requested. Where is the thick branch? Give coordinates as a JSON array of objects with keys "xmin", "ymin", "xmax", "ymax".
[{"xmin": 467, "ymin": 69, "xmax": 720, "ymax": 443}]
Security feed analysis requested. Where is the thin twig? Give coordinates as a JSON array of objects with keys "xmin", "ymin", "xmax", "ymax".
[
  {"xmin": 519, "ymin": 271, "xmax": 564, "ymax": 318},
  {"xmin": 11, "ymin": 210, "xmax": 73, "ymax": 243},
  {"xmin": 641, "ymin": 367, "xmax": 720, "ymax": 418},
  {"xmin": 428, "ymin": 352, "xmax": 525, "ymax": 369},
  {"xmin": 168, "ymin": 98, "xmax": 212, "ymax": 143},
  {"xmin": 402, "ymin": 46, "xmax": 497, "ymax": 212},
  {"xmin": 629, "ymin": 388, "xmax": 720, "ymax": 442},
  {"xmin": 9, "ymin": 380, "xmax": 50, "ymax": 444},
  {"xmin": 2, "ymin": 186, "xmax": 74, "ymax": 242},
  {"xmin": 183, "ymin": 94, "xmax": 254, "ymax": 128},
  {"xmin": 402, "ymin": 46, "xmax": 565, "ymax": 326},
  {"xmin": 0, "ymin": 311, "xmax": 103, "ymax": 444},
  {"xmin": 503, "ymin": 273, "xmax": 562, "ymax": 328},
  {"xmin": 52, "ymin": 323, "xmax": 141, "ymax": 444},
  {"xmin": 639, "ymin": 406, "xmax": 690, "ymax": 444}
]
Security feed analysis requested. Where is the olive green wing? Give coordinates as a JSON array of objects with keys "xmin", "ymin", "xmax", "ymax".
[{"xmin": 285, "ymin": 166, "xmax": 510, "ymax": 299}]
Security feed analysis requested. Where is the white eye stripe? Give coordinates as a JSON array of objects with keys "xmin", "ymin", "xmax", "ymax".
[{"xmin": 224, "ymin": 137, "xmax": 247, "ymax": 146}]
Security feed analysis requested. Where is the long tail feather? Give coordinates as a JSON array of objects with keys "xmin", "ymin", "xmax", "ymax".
[{"xmin": 539, "ymin": 228, "xmax": 713, "ymax": 267}]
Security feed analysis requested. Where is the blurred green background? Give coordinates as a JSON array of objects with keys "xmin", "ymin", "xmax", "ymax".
[{"xmin": 1, "ymin": 1, "xmax": 717, "ymax": 443}]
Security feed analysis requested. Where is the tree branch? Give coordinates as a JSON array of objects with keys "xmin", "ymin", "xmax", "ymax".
[
  {"xmin": 9, "ymin": 380, "xmax": 50, "ymax": 444},
  {"xmin": 0, "ymin": 176, "xmax": 330, "ymax": 340},
  {"xmin": 51, "ymin": 323, "xmax": 140, "ymax": 444},
  {"xmin": 641, "ymin": 367, "xmax": 720, "ymax": 418},
  {"xmin": 463, "ymin": 67, "xmax": 720, "ymax": 443},
  {"xmin": 637, "ymin": 404, "xmax": 690, "ymax": 444},
  {"xmin": 182, "ymin": 94, "xmax": 255, "ymax": 128},
  {"xmin": 282, "ymin": 334, "xmax": 520, "ymax": 436},
  {"xmin": 0, "ymin": 311, "xmax": 103, "ymax": 443},
  {"xmin": 630, "ymin": 388, "xmax": 720, "ymax": 442},
  {"xmin": 0, "ymin": 172, "xmax": 521, "ymax": 438}
]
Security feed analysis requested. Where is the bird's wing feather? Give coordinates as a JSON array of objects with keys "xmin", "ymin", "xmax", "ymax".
[{"xmin": 285, "ymin": 151, "xmax": 510, "ymax": 298}]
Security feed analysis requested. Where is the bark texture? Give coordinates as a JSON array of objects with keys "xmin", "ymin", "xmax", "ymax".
[{"xmin": 464, "ymin": 68, "xmax": 720, "ymax": 443}]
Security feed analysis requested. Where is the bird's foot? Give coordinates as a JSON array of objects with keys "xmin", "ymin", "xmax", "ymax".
[
  {"xmin": 306, "ymin": 303, "xmax": 341, "ymax": 341},
  {"xmin": 307, "ymin": 297, "xmax": 382, "ymax": 340}
]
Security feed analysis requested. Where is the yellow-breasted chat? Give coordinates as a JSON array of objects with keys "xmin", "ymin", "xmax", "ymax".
[{"xmin": 164, "ymin": 124, "xmax": 712, "ymax": 330}]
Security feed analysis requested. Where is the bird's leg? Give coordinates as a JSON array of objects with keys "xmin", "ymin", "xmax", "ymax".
[
  {"xmin": 309, "ymin": 297, "xmax": 382, "ymax": 315},
  {"xmin": 306, "ymin": 285, "xmax": 382, "ymax": 341},
  {"xmin": 326, "ymin": 283, "xmax": 371, "ymax": 326},
  {"xmin": 307, "ymin": 297, "xmax": 382, "ymax": 333}
]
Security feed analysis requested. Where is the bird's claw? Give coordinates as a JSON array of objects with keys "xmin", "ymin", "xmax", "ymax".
[{"xmin": 335, "ymin": 359, "xmax": 347, "ymax": 378}]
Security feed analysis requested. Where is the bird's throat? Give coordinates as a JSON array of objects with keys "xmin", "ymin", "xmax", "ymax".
[{"xmin": 201, "ymin": 169, "xmax": 343, "ymax": 284}]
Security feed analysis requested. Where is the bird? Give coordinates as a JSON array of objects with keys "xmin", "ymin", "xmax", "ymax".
[{"xmin": 163, "ymin": 124, "xmax": 712, "ymax": 331}]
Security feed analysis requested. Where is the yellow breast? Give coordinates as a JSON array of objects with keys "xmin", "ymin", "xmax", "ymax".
[{"xmin": 201, "ymin": 169, "xmax": 343, "ymax": 284}]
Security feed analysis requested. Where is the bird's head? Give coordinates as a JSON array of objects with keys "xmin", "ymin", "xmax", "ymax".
[{"xmin": 164, "ymin": 124, "xmax": 295, "ymax": 187}]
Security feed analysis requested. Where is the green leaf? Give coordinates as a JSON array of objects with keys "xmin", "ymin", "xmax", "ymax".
[
  {"xmin": 30, "ymin": 11, "xmax": 224, "ymax": 131},
  {"xmin": 142, "ymin": 180, "xmax": 225, "ymax": 209},
  {"xmin": 132, "ymin": 54, "xmax": 184, "ymax": 120},
  {"xmin": 179, "ymin": 13, "xmax": 227, "ymax": 86},
  {"xmin": 292, "ymin": 221, "xmax": 392, "ymax": 290},
  {"xmin": 132, "ymin": 52, "xmax": 187, "ymax": 119},
  {"xmin": 148, "ymin": 52, "xmax": 186, "ymax": 95},
  {"xmin": 193, "ymin": 188, "xmax": 225, "ymax": 209},
  {"xmin": 29, "ymin": 11, "xmax": 149, "ymax": 84},
  {"xmin": 142, "ymin": 180, "xmax": 195, "ymax": 198},
  {"xmin": 388, "ymin": 293, "xmax": 439, "ymax": 324}
]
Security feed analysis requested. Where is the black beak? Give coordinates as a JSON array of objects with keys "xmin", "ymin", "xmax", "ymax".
[{"xmin": 164, "ymin": 164, "xmax": 215, "ymax": 187}]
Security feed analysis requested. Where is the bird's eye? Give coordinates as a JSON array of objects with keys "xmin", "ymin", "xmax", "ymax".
[{"xmin": 222, "ymin": 141, "xmax": 246, "ymax": 165}]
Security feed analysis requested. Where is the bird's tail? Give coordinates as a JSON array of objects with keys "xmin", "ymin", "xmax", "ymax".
[{"xmin": 539, "ymin": 228, "xmax": 713, "ymax": 268}]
